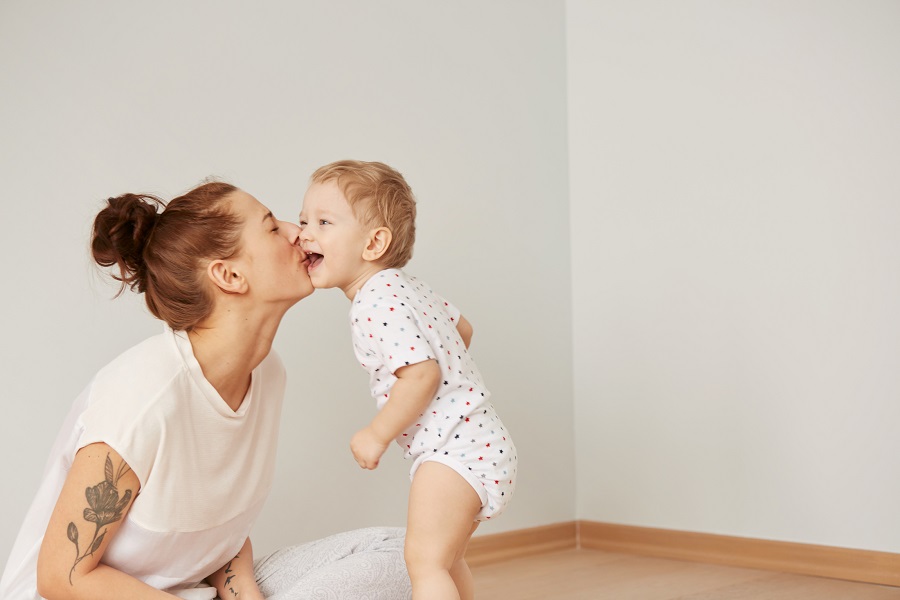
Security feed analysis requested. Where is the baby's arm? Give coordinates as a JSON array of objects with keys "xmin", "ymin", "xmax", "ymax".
[
  {"xmin": 456, "ymin": 314, "xmax": 473, "ymax": 349},
  {"xmin": 351, "ymin": 359, "xmax": 442, "ymax": 469}
]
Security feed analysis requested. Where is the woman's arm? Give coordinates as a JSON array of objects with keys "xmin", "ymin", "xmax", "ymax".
[
  {"xmin": 351, "ymin": 359, "xmax": 442, "ymax": 469},
  {"xmin": 207, "ymin": 537, "xmax": 264, "ymax": 600},
  {"xmin": 36, "ymin": 442, "xmax": 175, "ymax": 599}
]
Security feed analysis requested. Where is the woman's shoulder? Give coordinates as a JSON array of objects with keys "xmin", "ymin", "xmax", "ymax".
[
  {"xmin": 75, "ymin": 332, "xmax": 187, "ymax": 484},
  {"xmin": 87, "ymin": 331, "xmax": 185, "ymax": 409},
  {"xmin": 96, "ymin": 330, "xmax": 180, "ymax": 378}
]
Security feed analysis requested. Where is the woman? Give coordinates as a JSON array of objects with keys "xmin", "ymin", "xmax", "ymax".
[{"xmin": 0, "ymin": 182, "xmax": 411, "ymax": 599}]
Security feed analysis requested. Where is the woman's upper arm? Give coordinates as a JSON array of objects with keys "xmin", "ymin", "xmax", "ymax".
[{"xmin": 37, "ymin": 442, "xmax": 140, "ymax": 598}]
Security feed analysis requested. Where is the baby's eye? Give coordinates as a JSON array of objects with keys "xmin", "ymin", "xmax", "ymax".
[
  {"xmin": 320, "ymin": 219, "xmax": 330, "ymax": 226},
  {"xmin": 298, "ymin": 219, "xmax": 307, "ymax": 227}
]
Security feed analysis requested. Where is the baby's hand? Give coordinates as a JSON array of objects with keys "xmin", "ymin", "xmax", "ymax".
[{"xmin": 350, "ymin": 426, "xmax": 389, "ymax": 470}]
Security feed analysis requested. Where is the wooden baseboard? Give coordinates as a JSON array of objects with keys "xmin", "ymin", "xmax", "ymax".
[
  {"xmin": 579, "ymin": 521, "xmax": 900, "ymax": 588},
  {"xmin": 465, "ymin": 521, "xmax": 577, "ymax": 567},
  {"xmin": 467, "ymin": 520, "xmax": 900, "ymax": 587}
]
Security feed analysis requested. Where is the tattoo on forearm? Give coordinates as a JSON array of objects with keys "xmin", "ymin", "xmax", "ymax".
[
  {"xmin": 66, "ymin": 454, "xmax": 132, "ymax": 584},
  {"xmin": 224, "ymin": 554, "xmax": 240, "ymax": 596}
]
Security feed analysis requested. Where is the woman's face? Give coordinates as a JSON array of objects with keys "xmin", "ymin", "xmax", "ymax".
[{"xmin": 228, "ymin": 190, "xmax": 314, "ymax": 305}]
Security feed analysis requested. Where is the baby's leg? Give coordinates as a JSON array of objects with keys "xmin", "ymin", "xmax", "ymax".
[
  {"xmin": 405, "ymin": 462, "xmax": 482, "ymax": 600},
  {"xmin": 449, "ymin": 521, "xmax": 479, "ymax": 600}
]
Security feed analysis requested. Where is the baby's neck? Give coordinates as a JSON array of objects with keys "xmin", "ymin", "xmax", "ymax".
[{"xmin": 342, "ymin": 264, "xmax": 390, "ymax": 300}]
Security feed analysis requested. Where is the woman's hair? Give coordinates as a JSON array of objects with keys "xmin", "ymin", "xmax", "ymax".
[
  {"xmin": 310, "ymin": 160, "xmax": 416, "ymax": 268},
  {"xmin": 91, "ymin": 181, "xmax": 243, "ymax": 331}
]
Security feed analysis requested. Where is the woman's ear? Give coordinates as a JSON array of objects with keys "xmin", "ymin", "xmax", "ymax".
[
  {"xmin": 207, "ymin": 259, "xmax": 249, "ymax": 295},
  {"xmin": 362, "ymin": 227, "xmax": 392, "ymax": 262}
]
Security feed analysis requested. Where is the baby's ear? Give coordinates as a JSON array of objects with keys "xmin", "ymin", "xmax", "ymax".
[{"xmin": 363, "ymin": 227, "xmax": 392, "ymax": 262}]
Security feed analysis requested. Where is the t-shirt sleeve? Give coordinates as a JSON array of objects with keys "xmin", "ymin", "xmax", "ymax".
[
  {"xmin": 354, "ymin": 301, "xmax": 437, "ymax": 374},
  {"xmin": 76, "ymin": 386, "xmax": 162, "ymax": 490}
]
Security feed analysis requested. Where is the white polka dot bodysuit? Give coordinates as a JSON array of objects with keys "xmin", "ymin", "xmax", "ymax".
[{"xmin": 350, "ymin": 269, "xmax": 517, "ymax": 520}]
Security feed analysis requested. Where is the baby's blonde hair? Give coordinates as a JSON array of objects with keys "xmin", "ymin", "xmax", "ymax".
[{"xmin": 310, "ymin": 160, "xmax": 416, "ymax": 268}]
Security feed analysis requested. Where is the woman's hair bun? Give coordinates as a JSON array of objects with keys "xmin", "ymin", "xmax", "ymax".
[{"xmin": 91, "ymin": 193, "xmax": 165, "ymax": 294}]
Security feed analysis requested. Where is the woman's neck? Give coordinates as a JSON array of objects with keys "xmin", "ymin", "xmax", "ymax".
[{"xmin": 188, "ymin": 308, "xmax": 284, "ymax": 411}]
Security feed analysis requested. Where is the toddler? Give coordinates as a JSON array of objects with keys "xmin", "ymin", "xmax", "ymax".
[{"xmin": 298, "ymin": 160, "xmax": 517, "ymax": 600}]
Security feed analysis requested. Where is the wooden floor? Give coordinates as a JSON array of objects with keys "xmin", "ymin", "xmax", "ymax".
[{"xmin": 471, "ymin": 548, "xmax": 900, "ymax": 599}]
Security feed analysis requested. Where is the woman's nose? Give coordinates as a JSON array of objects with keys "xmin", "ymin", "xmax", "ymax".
[{"xmin": 278, "ymin": 220, "xmax": 302, "ymax": 245}]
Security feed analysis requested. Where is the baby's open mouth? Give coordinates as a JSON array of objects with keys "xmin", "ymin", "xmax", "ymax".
[{"xmin": 306, "ymin": 252, "xmax": 324, "ymax": 270}]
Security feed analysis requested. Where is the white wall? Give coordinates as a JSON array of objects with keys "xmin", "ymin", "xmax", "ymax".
[
  {"xmin": 0, "ymin": 0, "xmax": 574, "ymax": 561},
  {"xmin": 7, "ymin": 0, "xmax": 894, "ymax": 571},
  {"xmin": 569, "ymin": 1, "xmax": 900, "ymax": 553}
]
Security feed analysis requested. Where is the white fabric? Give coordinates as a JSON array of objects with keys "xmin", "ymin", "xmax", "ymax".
[
  {"xmin": 350, "ymin": 269, "xmax": 517, "ymax": 520},
  {"xmin": 0, "ymin": 328, "xmax": 285, "ymax": 600},
  {"xmin": 253, "ymin": 527, "xmax": 411, "ymax": 600}
]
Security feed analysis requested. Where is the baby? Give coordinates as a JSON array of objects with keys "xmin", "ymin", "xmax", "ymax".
[{"xmin": 298, "ymin": 160, "xmax": 517, "ymax": 600}]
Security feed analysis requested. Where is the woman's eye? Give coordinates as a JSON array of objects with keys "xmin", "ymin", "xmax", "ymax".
[{"xmin": 271, "ymin": 226, "xmax": 280, "ymax": 233}]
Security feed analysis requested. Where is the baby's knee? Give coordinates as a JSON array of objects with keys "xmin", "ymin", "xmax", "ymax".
[{"xmin": 404, "ymin": 537, "xmax": 455, "ymax": 574}]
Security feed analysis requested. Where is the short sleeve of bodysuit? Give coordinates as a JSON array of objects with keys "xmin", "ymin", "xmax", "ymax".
[{"xmin": 353, "ymin": 299, "xmax": 436, "ymax": 375}]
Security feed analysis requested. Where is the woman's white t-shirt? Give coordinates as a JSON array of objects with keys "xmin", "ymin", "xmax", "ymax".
[{"xmin": 0, "ymin": 328, "xmax": 286, "ymax": 600}]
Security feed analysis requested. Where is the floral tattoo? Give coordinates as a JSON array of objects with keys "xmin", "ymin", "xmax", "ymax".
[{"xmin": 66, "ymin": 453, "xmax": 132, "ymax": 584}]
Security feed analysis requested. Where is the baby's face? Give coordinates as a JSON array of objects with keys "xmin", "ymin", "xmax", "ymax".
[{"xmin": 298, "ymin": 181, "xmax": 372, "ymax": 295}]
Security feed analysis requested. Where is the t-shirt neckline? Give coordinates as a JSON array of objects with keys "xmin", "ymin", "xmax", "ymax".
[{"xmin": 169, "ymin": 329, "xmax": 255, "ymax": 418}]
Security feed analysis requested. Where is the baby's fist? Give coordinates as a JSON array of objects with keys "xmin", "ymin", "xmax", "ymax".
[{"xmin": 350, "ymin": 426, "xmax": 389, "ymax": 469}]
